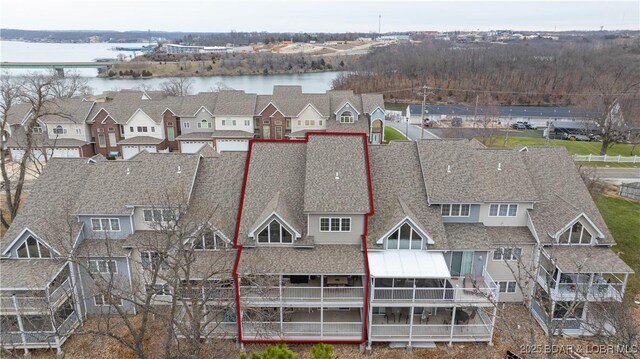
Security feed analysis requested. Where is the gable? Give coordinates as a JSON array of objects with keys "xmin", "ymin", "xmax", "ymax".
[
  {"xmin": 297, "ymin": 104, "xmax": 324, "ymax": 119},
  {"xmin": 126, "ymin": 109, "xmax": 157, "ymax": 125},
  {"xmin": 555, "ymin": 214, "xmax": 604, "ymax": 243},
  {"xmin": 90, "ymin": 108, "xmax": 110, "ymax": 124},
  {"xmin": 371, "ymin": 107, "xmax": 385, "ymax": 119},
  {"xmin": 259, "ymin": 103, "xmax": 283, "ymax": 117},
  {"xmin": 101, "ymin": 115, "xmax": 118, "ymax": 125},
  {"xmin": 2, "ymin": 228, "xmax": 60, "ymax": 258},
  {"xmin": 335, "ymin": 102, "xmax": 360, "ymax": 117},
  {"xmin": 376, "ymin": 217, "xmax": 434, "ymax": 246},
  {"xmin": 248, "ymin": 212, "xmax": 301, "ymax": 240}
]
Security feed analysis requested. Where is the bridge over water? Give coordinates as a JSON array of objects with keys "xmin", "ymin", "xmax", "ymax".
[{"xmin": 1, "ymin": 61, "xmax": 117, "ymax": 76}]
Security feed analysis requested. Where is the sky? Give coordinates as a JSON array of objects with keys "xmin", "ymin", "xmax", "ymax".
[{"xmin": 1, "ymin": 0, "xmax": 638, "ymax": 33}]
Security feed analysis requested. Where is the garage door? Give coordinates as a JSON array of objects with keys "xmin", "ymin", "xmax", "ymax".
[
  {"xmin": 216, "ymin": 139, "xmax": 248, "ymax": 152},
  {"xmin": 180, "ymin": 141, "xmax": 210, "ymax": 153},
  {"xmin": 51, "ymin": 148, "xmax": 80, "ymax": 158},
  {"xmin": 122, "ymin": 146, "xmax": 140, "ymax": 160},
  {"xmin": 10, "ymin": 149, "xmax": 47, "ymax": 162},
  {"xmin": 141, "ymin": 146, "xmax": 157, "ymax": 153},
  {"xmin": 10, "ymin": 149, "xmax": 25, "ymax": 162}
]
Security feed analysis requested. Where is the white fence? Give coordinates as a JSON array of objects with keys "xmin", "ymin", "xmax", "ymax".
[{"xmin": 573, "ymin": 154, "xmax": 640, "ymax": 163}]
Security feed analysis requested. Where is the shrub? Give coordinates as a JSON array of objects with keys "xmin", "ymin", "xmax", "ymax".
[{"xmin": 311, "ymin": 343, "xmax": 334, "ymax": 359}]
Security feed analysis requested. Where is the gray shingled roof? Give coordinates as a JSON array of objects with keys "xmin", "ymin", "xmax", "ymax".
[
  {"xmin": 444, "ymin": 224, "xmax": 536, "ymax": 250},
  {"xmin": 238, "ymin": 142, "xmax": 306, "ymax": 244},
  {"xmin": 416, "ymin": 139, "xmax": 538, "ymax": 203},
  {"xmin": 118, "ymin": 136, "xmax": 164, "ymax": 145},
  {"xmin": 361, "ymin": 93, "xmax": 385, "ymax": 114},
  {"xmin": 211, "ymin": 130, "xmax": 254, "ymax": 138},
  {"xmin": 4, "ymin": 103, "xmax": 33, "ymax": 126},
  {"xmin": 368, "ymin": 142, "xmax": 447, "ymax": 249},
  {"xmin": 237, "ymin": 245, "xmax": 365, "ymax": 274},
  {"xmin": 327, "ymin": 90, "xmax": 363, "ymax": 115},
  {"xmin": 546, "ymin": 246, "xmax": 633, "ymax": 273},
  {"xmin": 39, "ymin": 98, "xmax": 94, "ymax": 124},
  {"xmin": 0, "ymin": 259, "xmax": 67, "ymax": 289},
  {"xmin": 304, "ymin": 135, "xmax": 371, "ymax": 213},
  {"xmin": 523, "ymin": 147, "xmax": 614, "ymax": 244},
  {"xmin": 175, "ymin": 132, "xmax": 214, "ymax": 140},
  {"xmin": 213, "ymin": 91, "xmax": 257, "ymax": 116},
  {"xmin": 325, "ymin": 116, "xmax": 369, "ymax": 134},
  {"xmin": 1, "ymin": 158, "xmax": 92, "ymax": 254},
  {"xmin": 72, "ymin": 153, "xmax": 200, "ymax": 215}
]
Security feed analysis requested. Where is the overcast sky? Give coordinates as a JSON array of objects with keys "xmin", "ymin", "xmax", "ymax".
[{"xmin": 1, "ymin": 0, "xmax": 638, "ymax": 33}]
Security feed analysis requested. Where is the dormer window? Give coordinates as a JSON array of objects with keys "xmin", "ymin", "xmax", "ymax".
[
  {"xmin": 194, "ymin": 229, "xmax": 229, "ymax": 250},
  {"xmin": 340, "ymin": 111, "xmax": 354, "ymax": 123},
  {"xmin": 257, "ymin": 219, "xmax": 293, "ymax": 244},
  {"xmin": 386, "ymin": 223, "xmax": 423, "ymax": 250},
  {"xmin": 558, "ymin": 221, "xmax": 593, "ymax": 245},
  {"xmin": 16, "ymin": 236, "xmax": 51, "ymax": 258},
  {"xmin": 143, "ymin": 209, "xmax": 176, "ymax": 223},
  {"xmin": 197, "ymin": 120, "xmax": 212, "ymax": 129}
]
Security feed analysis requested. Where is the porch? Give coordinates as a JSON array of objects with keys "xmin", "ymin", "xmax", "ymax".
[
  {"xmin": 369, "ymin": 306, "xmax": 494, "ymax": 343},
  {"xmin": 242, "ymin": 307, "xmax": 363, "ymax": 340}
]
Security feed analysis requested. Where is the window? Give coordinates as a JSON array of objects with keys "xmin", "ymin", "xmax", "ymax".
[
  {"xmin": 143, "ymin": 209, "xmax": 175, "ymax": 223},
  {"xmin": 386, "ymin": 223, "xmax": 423, "ymax": 250},
  {"xmin": 183, "ymin": 122, "xmax": 190, "ymax": 129},
  {"xmin": 150, "ymin": 126, "xmax": 155, "ymax": 132},
  {"xmin": 90, "ymin": 218, "xmax": 121, "ymax": 232},
  {"xmin": 108, "ymin": 127, "xmax": 115, "ymax": 132},
  {"xmin": 16, "ymin": 236, "xmax": 51, "ymax": 258},
  {"xmin": 558, "ymin": 221, "xmax": 593, "ymax": 245},
  {"xmin": 245, "ymin": 120, "xmax": 251, "ymax": 126},
  {"xmin": 319, "ymin": 120, "xmax": 323, "ymax": 126},
  {"xmin": 120, "ymin": 126, "xmax": 125, "ymax": 135},
  {"xmin": 489, "ymin": 204, "xmax": 518, "ymax": 217},
  {"xmin": 146, "ymin": 284, "xmax": 171, "ymax": 296},
  {"xmin": 319, "ymin": 217, "xmax": 351, "ymax": 232},
  {"xmin": 441, "ymin": 204, "xmax": 471, "ymax": 217},
  {"xmin": 297, "ymin": 120, "xmax": 301, "ymax": 126},
  {"xmin": 340, "ymin": 111, "xmax": 354, "ymax": 123},
  {"xmin": 493, "ymin": 247, "xmax": 522, "ymax": 261},
  {"xmin": 89, "ymin": 260, "xmax": 117, "ymax": 273},
  {"xmin": 93, "ymin": 294, "xmax": 123, "ymax": 306},
  {"xmin": 305, "ymin": 119, "xmax": 316, "ymax": 126},
  {"xmin": 194, "ymin": 229, "xmax": 229, "ymax": 250},
  {"xmin": 286, "ymin": 119, "xmax": 291, "ymax": 129},
  {"xmin": 197, "ymin": 120, "xmax": 212, "ymax": 129},
  {"xmin": 53, "ymin": 125, "xmax": 67, "ymax": 134},
  {"xmin": 75, "ymin": 128, "xmax": 82, "ymax": 135},
  {"xmin": 137, "ymin": 126, "xmax": 148, "ymax": 133},
  {"xmin": 98, "ymin": 134, "xmax": 106, "ymax": 147},
  {"xmin": 141, "ymin": 251, "xmax": 169, "ymax": 270},
  {"xmin": 497, "ymin": 281, "xmax": 517, "ymax": 293},
  {"xmin": 33, "ymin": 124, "xmax": 43, "ymax": 134},
  {"xmin": 129, "ymin": 126, "xmax": 134, "ymax": 132},
  {"xmin": 222, "ymin": 119, "xmax": 237, "ymax": 126},
  {"xmin": 97, "ymin": 128, "xmax": 104, "ymax": 133},
  {"xmin": 257, "ymin": 220, "xmax": 293, "ymax": 244}
]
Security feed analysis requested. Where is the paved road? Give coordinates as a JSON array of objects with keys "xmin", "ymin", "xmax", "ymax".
[
  {"xmin": 581, "ymin": 167, "xmax": 640, "ymax": 183},
  {"xmin": 385, "ymin": 120, "xmax": 440, "ymax": 140}
]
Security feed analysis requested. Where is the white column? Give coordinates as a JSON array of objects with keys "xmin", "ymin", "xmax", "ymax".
[
  {"xmin": 320, "ymin": 275, "xmax": 324, "ymax": 339},
  {"xmin": 279, "ymin": 275, "xmax": 283, "ymax": 336},
  {"xmin": 367, "ymin": 277, "xmax": 374, "ymax": 349},
  {"xmin": 12, "ymin": 295, "xmax": 29, "ymax": 355},
  {"xmin": 621, "ymin": 273, "xmax": 629, "ymax": 298},
  {"xmin": 448, "ymin": 306, "xmax": 457, "ymax": 346},
  {"xmin": 488, "ymin": 306, "xmax": 497, "ymax": 345},
  {"xmin": 408, "ymin": 305, "xmax": 415, "ymax": 347}
]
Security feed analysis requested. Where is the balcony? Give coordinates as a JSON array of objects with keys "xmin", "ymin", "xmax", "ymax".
[
  {"xmin": 0, "ymin": 311, "xmax": 79, "ymax": 349},
  {"xmin": 370, "ymin": 307, "xmax": 493, "ymax": 343},
  {"xmin": 536, "ymin": 266, "xmax": 625, "ymax": 301},
  {"xmin": 372, "ymin": 269, "xmax": 498, "ymax": 306},
  {"xmin": 240, "ymin": 275, "xmax": 365, "ymax": 306},
  {"xmin": 174, "ymin": 306, "xmax": 238, "ymax": 338},
  {"xmin": 242, "ymin": 308, "xmax": 363, "ymax": 340}
]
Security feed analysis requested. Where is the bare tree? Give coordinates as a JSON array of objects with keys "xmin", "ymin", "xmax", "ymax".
[
  {"xmin": 48, "ymin": 71, "xmax": 93, "ymax": 99},
  {"xmin": 159, "ymin": 78, "xmax": 194, "ymax": 97}
]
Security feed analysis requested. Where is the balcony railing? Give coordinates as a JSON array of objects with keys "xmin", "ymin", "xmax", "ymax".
[
  {"xmin": 240, "ymin": 286, "xmax": 364, "ymax": 303},
  {"xmin": 370, "ymin": 323, "xmax": 491, "ymax": 341},
  {"xmin": 0, "ymin": 311, "xmax": 79, "ymax": 348},
  {"xmin": 49, "ymin": 278, "xmax": 72, "ymax": 305},
  {"xmin": 372, "ymin": 286, "xmax": 496, "ymax": 304},
  {"xmin": 536, "ymin": 266, "xmax": 624, "ymax": 301},
  {"xmin": 179, "ymin": 287, "xmax": 235, "ymax": 301},
  {"xmin": 242, "ymin": 322, "xmax": 363, "ymax": 338}
]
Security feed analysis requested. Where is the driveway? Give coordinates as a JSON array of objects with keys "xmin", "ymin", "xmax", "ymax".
[
  {"xmin": 384, "ymin": 120, "xmax": 440, "ymax": 140},
  {"xmin": 581, "ymin": 167, "xmax": 640, "ymax": 184}
]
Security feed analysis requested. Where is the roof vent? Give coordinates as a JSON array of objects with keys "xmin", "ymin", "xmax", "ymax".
[
  {"xmin": 177, "ymin": 165, "xmax": 182, "ymax": 174},
  {"xmin": 446, "ymin": 165, "xmax": 451, "ymax": 173},
  {"xmin": 498, "ymin": 163, "xmax": 502, "ymax": 171},
  {"xmin": 126, "ymin": 167, "xmax": 130, "ymax": 175},
  {"xmin": 335, "ymin": 171, "xmax": 340, "ymax": 180}
]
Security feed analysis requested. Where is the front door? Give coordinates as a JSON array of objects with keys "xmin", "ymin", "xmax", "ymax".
[
  {"xmin": 372, "ymin": 133, "xmax": 380, "ymax": 144},
  {"xmin": 275, "ymin": 126, "xmax": 283, "ymax": 139},
  {"xmin": 263, "ymin": 126, "xmax": 271, "ymax": 139},
  {"xmin": 167, "ymin": 127, "xmax": 175, "ymax": 141}
]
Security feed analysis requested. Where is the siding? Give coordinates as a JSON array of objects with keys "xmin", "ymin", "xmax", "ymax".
[
  {"xmin": 214, "ymin": 116, "xmax": 253, "ymax": 133},
  {"xmin": 180, "ymin": 109, "xmax": 215, "ymax": 134},
  {"xmin": 485, "ymin": 244, "xmax": 536, "ymax": 302},
  {"xmin": 441, "ymin": 204, "xmax": 481, "ymax": 223},
  {"xmin": 47, "ymin": 123, "xmax": 91, "ymax": 142},
  {"xmin": 478, "ymin": 202, "xmax": 533, "ymax": 227},
  {"xmin": 124, "ymin": 110, "xmax": 164, "ymax": 140},
  {"xmin": 79, "ymin": 215, "xmax": 133, "ymax": 240},
  {"xmin": 307, "ymin": 214, "xmax": 365, "ymax": 245},
  {"xmin": 291, "ymin": 105, "xmax": 326, "ymax": 133},
  {"xmin": 76, "ymin": 257, "xmax": 136, "ymax": 314}
]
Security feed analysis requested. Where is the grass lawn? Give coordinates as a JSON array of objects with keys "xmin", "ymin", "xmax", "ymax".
[
  {"xmin": 595, "ymin": 195, "xmax": 640, "ymax": 295},
  {"xmin": 384, "ymin": 126, "xmax": 407, "ymax": 143},
  {"xmin": 484, "ymin": 136, "xmax": 636, "ymax": 156},
  {"xmin": 577, "ymin": 161, "xmax": 640, "ymax": 168}
]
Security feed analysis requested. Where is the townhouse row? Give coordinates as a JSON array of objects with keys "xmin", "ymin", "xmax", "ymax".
[
  {"xmin": 3, "ymin": 86, "xmax": 385, "ymax": 160},
  {"xmin": 0, "ymin": 134, "xmax": 632, "ymax": 355}
]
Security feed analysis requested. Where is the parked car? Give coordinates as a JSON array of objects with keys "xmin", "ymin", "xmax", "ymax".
[
  {"xmin": 423, "ymin": 120, "xmax": 434, "ymax": 127},
  {"xmin": 511, "ymin": 123, "xmax": 527, "ymax": 130},
  {"xmin": 451, "ymin": 117, "xmax": 463, "ymax": 127},
  {"xmin": 562, "ymin": 132, "xmax": 591, "ymax": 141}
]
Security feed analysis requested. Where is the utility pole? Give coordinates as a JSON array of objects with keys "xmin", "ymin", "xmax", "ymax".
[
  {"xmin": 420, "ymin": 85, "xmax": 428, "ymax": 140},
  {"xmin": 473, "ymin": 94, "xmax": 479, "ymax": 129},
  {"xmin": 379, "ymin": 15, "xmax": 381, "ymax": 38}
]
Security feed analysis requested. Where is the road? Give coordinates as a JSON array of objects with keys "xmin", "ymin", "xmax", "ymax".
[
  {"xmin": 385, "ymin": 120, "xmax": 440, "ymax": 140},
  {"xmin": 581, "ymin": 167, "xmax": 640, "ymax": 183}
]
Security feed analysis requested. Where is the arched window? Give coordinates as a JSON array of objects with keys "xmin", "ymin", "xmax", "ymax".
[
  {"xmin": 340, "ymin": 111, "xmax": 354, "ymax": 123},
  {"xmin": 198, "ymin": 119, "xmax": 212, "ymax": 129},
  {"xmin": 257, "ymin": 220, "xmax": 293, "ymax": 244},
  {"xmin": 16, "ymin": 236, "xmax": 51, "ymax": 258},
  {"xmin": 386, "ymin": 223, "xmax": 423, "ymax": 250},
  {"xmin": 53, "ymin": 125, "xmax": 66, "ymax": 135}
]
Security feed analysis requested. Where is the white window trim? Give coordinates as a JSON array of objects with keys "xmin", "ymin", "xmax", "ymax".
[
  {"xmin": 488, "ymin": 204, "xmax": 518, "ymax": 217},
  {"xmin": 143, "ymin": 209, "xmax": 175, "ymax": 223},
  {"xmin": 385, "ymin": 222, "xmax": 424, "ymax": 250},
  {"xmin": 319, "ymin": 217, "xmax": 351, "ymax": 232},
  {"xmin": 256, "ymin": 219, "xmax": 294, "ymax": 244},
  {"xmin": 89, "ymin": 260, "xmax": 118, "ymax": 273},
  {"xmin": 15, "ymin": 236, "xmax": 52, "ymax": 259},
  {"xmin": 90, "ymin": 218, "xmax": 121, "ymax": 232},
  {"xmin": 492, "ymin": 247, "xmax": 522, "ymax": 261},
  {"xmin": 497, "ymin": 281, "xmax": 517, "ymax": 293},
  {"xmin": 558, "ymin": 221, "xmax": 593, "ymax": 245},
  {"xmin": 194, "ymin": 230, "xmax": 230, "ymax": 250},
  {"xmin": 339, "ymin": 111, "xmax": 355, "ymax": 123},
  {"xmin": 93, "ymin": 293, "xmax": 123, "ymax": 306},
  {"xmin": 441, "ymin": 204, "xmax": 471, "ymax": 217},
  {"xmin": 141, "ymin": 251, "xmax": 169, "ymax": 270}
]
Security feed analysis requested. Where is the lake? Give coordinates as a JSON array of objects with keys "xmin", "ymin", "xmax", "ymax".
[{"xmin": 0, "ymin": 41, "xmax": 341, "ymax": 94}]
